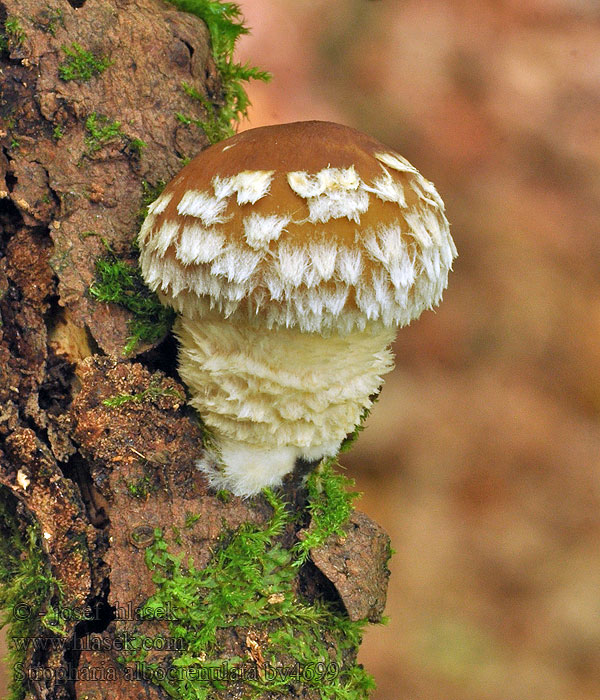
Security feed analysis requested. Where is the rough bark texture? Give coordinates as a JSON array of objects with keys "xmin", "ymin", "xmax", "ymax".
[
  {"xmin": 0, "ymin": 1, "xmax": 390, "ymax": 698},
  {"xmin": 303, "ymin": 512, "xmax": 390, "ymax": 624}
]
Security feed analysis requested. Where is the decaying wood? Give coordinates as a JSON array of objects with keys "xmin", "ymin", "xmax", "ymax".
[{"xmin": 0, "ymin": 1, "xmax": 390, "ymax": 698}]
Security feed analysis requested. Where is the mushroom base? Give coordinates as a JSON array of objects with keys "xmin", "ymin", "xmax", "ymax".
[
  {"xmin": 175, "ymin": 314, "xmax": 396, "ymax": 496},
  {"xmin": 194, "ymin": 439, "xmax": 340, "ymax": 497}
]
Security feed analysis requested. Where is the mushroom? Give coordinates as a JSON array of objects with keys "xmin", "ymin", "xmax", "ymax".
[{"xmin": 138, "ymin": 121, "xmax": 456, "ymax": 496}]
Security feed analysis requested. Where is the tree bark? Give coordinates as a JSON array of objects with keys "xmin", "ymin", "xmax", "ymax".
[{"xmin": 0, "ymin": 1, "xmax": 391, "ymax": 698}]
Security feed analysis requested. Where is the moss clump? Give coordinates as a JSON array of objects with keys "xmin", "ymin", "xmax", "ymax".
[
  {"xmin": 58, "ymin": 42, "xmax": 112, "ymax": 82},
  {"xmin": 125, "ymin": 481, "xmax": 375, "ymax": 699},
  {"xmin": 83, "ymin": 113, "xmax": 146, "ymax": 160},
  {"xmin": 128, "ymin": 137, "xmax": 147, "ymax": 157},
  {"xmin": 292, "ymin": 461, "xmax": 359, "ymax": 567},
  {"xmin": 126, "ymin": 473, "xmax": 158, "ymax": 500},
  {"xmin": 36, "ymin": 7, "xmax": 64, "ymax": 36},
  {"xmin": 89, "ymin": 254, "xmax": 175, "ymax": 355},
  {"xmin": 0, "ymin": 489, "xmax": 62, "ymax": 700},
  {"xmin": 184, "ymin": 512, "xmax": 202, "ymax": 528},
  {"xmin": 102, "ymin": 378, "xmax": 184, "ymax": 408},
  {"xmin": 215, "ymin": 488, "xmax": 231, "ymax": 504},
  {"xmin": 168, "ymin": 0, "xmax": 271, "ymax": 142},
  {"xmin": 84, "ymin": 112, "xmax": 125, "ymax": 154},
  {"xmin": 1, "ymin": 17, "xmax": 25, "ymax": 49}
]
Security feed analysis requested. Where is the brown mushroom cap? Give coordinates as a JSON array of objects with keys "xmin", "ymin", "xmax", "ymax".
[{"xmin": 139, "ymin": 121, "xmax": 456, "ymax": 334}]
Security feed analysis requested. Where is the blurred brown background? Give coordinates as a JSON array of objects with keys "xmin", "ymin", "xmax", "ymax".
[
  {"xmin": 236, "ymin": 1, "xmax": 600, "ymax": 699},
  {"xmin": 2, "ymin": 1, "xmax": 599, "ymax": 698}
]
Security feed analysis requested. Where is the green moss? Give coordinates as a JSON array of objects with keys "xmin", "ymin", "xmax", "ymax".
[
  {"xmin": 215, "ymin": 489, "xmax": 231, "ymax": 504},
  {"xmin": 58, "ymin": 42, "xmax": 112, "ymax": 82},
  {"xmin": 84, "ymin": 112, "xmax": 125, "ymax": 154},
  {"xmin": 168, "ymin": 0, "xmax": 271, "ymax": 142},
  {"xmin": 102, "ymin": 379, "xmax": 184, "ymax": 408},
  {"xmin": 82, "ymin": 113, "xmax": 146, "ymax": 161},
  {"xmin": 128, "ymin": 137, "xmax": 147, "ymax": 157},
  {"xmin": 292, "ymin": 461, "xmax": 359, "ymax": 567},
  {"xmin": 36, "ymin": 7, "xmax": 64, "ymax": 36},
  {"xmin": 124, "ymin": 481, "xmax": 374, "ymax": 699},
  {"xmin": 181, "ymin": 81, "xmax": 204, "ymax": 102},
  {"xmin": 89, "ymin": 254, "xmax": 175, "ymax": 355},
  {"xmin": 2, "ymin": 17, "xmax": 25, "ymax": 48},
  {"xmin": 126, "ymin": 473, "xmax": 158, "ymax": 500},
  {"xmin": 184, "ymin": 513, "xmax": 202, "ymax": 528},
  {"xmin": 179, "ymin": 82, "xmax": 232, "ymax": 145},
  {"xmin": 0, "ymin": 489, "xmax": 62, "ymax": 700}
]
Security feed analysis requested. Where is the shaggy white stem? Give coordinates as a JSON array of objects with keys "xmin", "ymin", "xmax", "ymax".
[{"xmin": 176, "ymin": 314, "xmax": 396, "ymax": 495}]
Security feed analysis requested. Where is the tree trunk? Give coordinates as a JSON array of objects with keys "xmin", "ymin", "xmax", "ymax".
[{"xmin": 0, "ymin": 1, "xmax": 391, "ymax": 698}]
